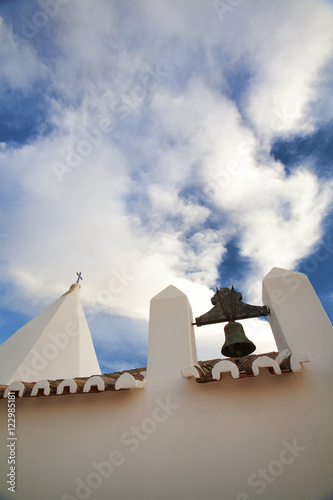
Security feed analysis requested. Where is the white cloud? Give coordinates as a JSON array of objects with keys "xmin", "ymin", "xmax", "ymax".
[
  {"xmin": 242, "ymin": 0, "xmax": 333, "ymax": 138},
  {"xmin": 148, "ymin": 76, "xmax": 333, "ymax": 306},
  {"xmin": 0, "ymin": 0, "xmax": 332, "ymax": 367},
  {"xmin": 0, "ymin": 16, "xmax": 48, "ymax": 91}
]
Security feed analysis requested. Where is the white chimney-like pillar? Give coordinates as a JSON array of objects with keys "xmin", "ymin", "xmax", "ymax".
[
  {"xmin": 262, "ymin": 267, "xmax": 333, "ymax": 357},
  {"xmin": 146, "ymin": 285, "xmax": 198, "ymax": 387}
]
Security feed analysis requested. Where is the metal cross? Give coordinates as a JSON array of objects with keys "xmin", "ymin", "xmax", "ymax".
[{"xmin": 76, "ymin": 272, "xmax": 83, "ymax": 284}]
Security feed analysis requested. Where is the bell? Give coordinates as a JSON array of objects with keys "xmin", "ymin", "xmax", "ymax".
[{"xmin": 222, "ymin": 320, "xmax": 256, "ymax": 357}]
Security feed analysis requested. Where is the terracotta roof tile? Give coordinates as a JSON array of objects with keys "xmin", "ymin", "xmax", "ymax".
[
  {"xmin": 0, "ymin": 367, "xmax": 147, "ymax": 399},
  {"xmin": 194, "ymin": 351, "xmax": 296, "ymax": 383},
  {"xmin": 0, "ymin": 351, "xmax": 310, "ymax": 399}
]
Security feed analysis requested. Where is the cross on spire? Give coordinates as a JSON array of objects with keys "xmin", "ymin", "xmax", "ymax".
[{"xmin": 76, "ymin": 272, "xmax": 83, "ymax": 284}]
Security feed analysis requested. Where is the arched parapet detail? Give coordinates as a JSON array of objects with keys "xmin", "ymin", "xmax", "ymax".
[
  {"xmin": 83, "ymin": 376, "xmax": 105, "ymax": 393},
  {"xmin": 57, "ymin": 378, "xmax": 77, "ymax": 395},
  {"xmin": 115, "ymin": 372, "xmax": 145, "ymax": 390},
  {"xmin": 290, "ymin": 352, "xmax": 310, "ymax": 372},
  {"xmin": 4, "ymin": 381, "xmax": 25, "ymax": 398},
  {"xmin": 31, "ymin": 379, "xmax": 50, "ymax": 396},
  {"xmin": 252, "ymin": 356, "xmax": 281, "ymax": 376},
  {"xmin": 212, "ymin": 360, "xmax": 240, "ymax": 380}
]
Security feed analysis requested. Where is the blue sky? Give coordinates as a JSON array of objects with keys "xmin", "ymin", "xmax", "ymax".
[{"xmin": 0, "ymin": 0, "xmax": 332, "ymax": 374}]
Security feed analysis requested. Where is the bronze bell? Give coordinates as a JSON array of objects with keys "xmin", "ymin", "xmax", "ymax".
[{"xmin": 222, "ymin": 319, "xmax": 256, "ymax": 357}]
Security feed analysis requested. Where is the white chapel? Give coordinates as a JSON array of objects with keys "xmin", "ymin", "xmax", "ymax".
[{"xmin": 0, "ymin": 267, "xmax": 332, "ymax": 500}]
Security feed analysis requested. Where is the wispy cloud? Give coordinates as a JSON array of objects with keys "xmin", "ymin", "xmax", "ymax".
[{"xmin": 0, "ymin": 0, "xmax": 332, "ymax": 368}]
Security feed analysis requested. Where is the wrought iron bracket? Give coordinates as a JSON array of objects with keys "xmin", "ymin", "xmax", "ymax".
[{"xmin": 194, "ymin": 286, "xmax": 268, "ymax": 327}]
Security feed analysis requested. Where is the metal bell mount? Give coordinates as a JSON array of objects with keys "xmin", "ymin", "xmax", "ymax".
[{"xmin": 194, "ymin": 285, "xmax": 269, "ymax": 358}]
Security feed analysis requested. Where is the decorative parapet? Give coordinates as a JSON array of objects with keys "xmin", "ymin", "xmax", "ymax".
[
  {"xmin": 57, "ymin": 378, "xmax": 77, "ymax": 395},
  {"xmin": 4, "ymin": 381, "xmax": 26, "ymax": 398},
  {"xmin": 181, "ymin": 351, "xmax": 310, "ymax": 383},
  {"xmin": 212, "ymin": 360, "xmax": 240, "ymax": 380},
  {"xmin": 83, "ymin": 376, "xmax": 105, "ymax": 393},
  {"xmin": 0, "ymin": 367, "xmax": 146, "ymax": 399},
  {"xmin": 289, "ymin": 352, "xmax": 310, "ymax": 372},
  {"xmin": 0, "ymin": 352, "xmax": 310, "ymax": 399},
  {"xmin": 251, "ymin": 356, "xmax": 281, "ymax": 375},
  {"xmin": 115, "ymin": 372, "xmax": 145, "ymax": 390},
  {"xmin": 31, "ymin": 379, "xmax": 51, "ymax": 396}
]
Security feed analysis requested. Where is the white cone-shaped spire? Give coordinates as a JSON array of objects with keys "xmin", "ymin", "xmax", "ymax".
[{"xmin": 0, "ymin": 284, "xmax": 101, "ymax": 384}]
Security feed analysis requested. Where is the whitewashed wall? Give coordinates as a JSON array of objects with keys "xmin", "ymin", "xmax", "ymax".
[{"xmin": 0, "ymin": 268, "xmax": 332, "ymax": 500}]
